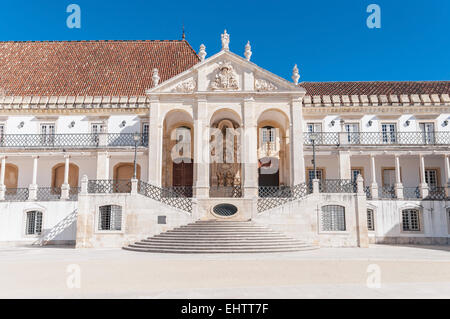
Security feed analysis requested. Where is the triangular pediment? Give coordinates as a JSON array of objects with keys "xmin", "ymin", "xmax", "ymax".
[{"xmin": 146, "ymin": 50, "xmax": 305, "ymax": 94}]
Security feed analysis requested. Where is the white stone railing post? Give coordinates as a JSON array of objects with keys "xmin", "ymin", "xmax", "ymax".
[
  {"xmin": 131, "ymin": 178, "xmax": 138, "ymax": 195},
  {"xmin": 312, "ymin": 179, "xmax": 320, "ymax": 194},
  {"xmin": 356, "ymin": 174, "xmax": 364, "ymax": 195},
  {"xmin": 80, "ymin": 175, "xmax": 88, "ymax": 195},
  {"xmin": 0, "ymin": 184, "xmax": 5, "ymax": 201}
]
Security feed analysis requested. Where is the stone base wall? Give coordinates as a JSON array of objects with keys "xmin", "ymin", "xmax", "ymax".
[{"xmin": 75, "ymin": 193, "xmax": 193, "ymax": 248}]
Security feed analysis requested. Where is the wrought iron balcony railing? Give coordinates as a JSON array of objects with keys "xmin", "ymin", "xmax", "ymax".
[
  {"xmin": 0, "ymin": 133, "xmax": 148, "ymax": 149},
  {"xmin": 304, "ymin": 131, "xmax": 450, "ymax": 146},
  {"xmin": 257, "ymin": 183, "xmax": 311, "ymax": 212},
  {"xmin": 379, "ymin": 186, "xmax": 396, "ymax": 199},
  {"xmin": 319, "ymin": 179, "xmax": 357, "ymax": 193},
  {"xmin": 403, "ymin": 187, "xmax": 421, "ymax": 199},
  {"xmin": 209, "ymin": 186, "xmax": 243, "ymax": 198},
  {"xmin": 5, "ymin": 188, "xmax": 29, "ymax": 201}
]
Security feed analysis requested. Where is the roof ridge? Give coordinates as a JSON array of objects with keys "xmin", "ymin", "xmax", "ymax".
[{"xmin": 0, "ymin": 39, "xmax": 187, "ymax": 43}]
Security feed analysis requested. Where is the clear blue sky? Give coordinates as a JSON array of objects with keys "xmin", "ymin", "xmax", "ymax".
[{"xmin": 0, "ymin": 0, "xmax": 449, "ymax": 82}]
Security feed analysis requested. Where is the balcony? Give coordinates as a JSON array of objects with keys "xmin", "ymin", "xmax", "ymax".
[
  {"xmin": 304, "ymin": 131, "xmax": 450, "ymax": 146},
  {"xmin": 0, "ymin": 133, "xmax": 148, "ymax": 149}
]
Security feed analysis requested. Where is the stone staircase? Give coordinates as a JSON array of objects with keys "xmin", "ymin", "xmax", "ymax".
[{"xmin": 123, "ymin": 220, "xmax": 318, "ymax": 253}]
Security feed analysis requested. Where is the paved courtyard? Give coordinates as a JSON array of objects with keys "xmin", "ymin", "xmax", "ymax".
[{"xmin": 0, "ymin": 245, "xmax": 449, "ymax": 298}]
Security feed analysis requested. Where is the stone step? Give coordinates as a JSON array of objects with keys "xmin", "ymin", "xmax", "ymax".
[
  {"xmin": 123, "ymin": 246, "xmax": 317, "ymax": 254},
  {"xmin": 123, "ymin": 220, "xmax": 318, "ymax": 254},
  {"xmin": 131, "ymin": 242, "xmax": 311, "ymax": 248}
]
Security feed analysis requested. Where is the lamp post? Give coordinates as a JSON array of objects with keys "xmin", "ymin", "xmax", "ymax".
[
  {"xmin": 132, "ymin": 132, "xmax": 140, "ymax": 180},
  {"xmin": 310, "ymin": 133, "xmax": 317, "ymax": 180}
]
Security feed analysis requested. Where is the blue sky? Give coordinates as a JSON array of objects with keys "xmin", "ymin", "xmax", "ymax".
[{"xmin": 0, "ymin": 0, "xmax": 449, "ymax": 82}]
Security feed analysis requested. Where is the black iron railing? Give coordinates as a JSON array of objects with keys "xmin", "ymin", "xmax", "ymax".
[
  {"xmin": 379, "ymin": 186, "xmax": 396, "ymax": 199},
  {"xmin": 36, "ymin": 187, "xmax": 62, "ymax": 201},
  {"xmin": 87, "ymin": 180, "xmax": 132, "ymax": 194},
  {"xmin": 364, "ymin": 186, "xmax": 372, "ymax": 200},
  {"xmin": 138, "ymin": 181, "xmax": 192, "ymax": 213},
  {"xmin": 304, "ymin": 131, "xmax": 450, "ymax": 146},
  {"xmin": 425, "ymin": 187, "xmax": 448, "ymax": 201},
  {"xmin": 319, "ymin": 179, "xmax": 357, "ymax": 193},
  {"xmin": 257, "ymin": 183, "xmax": 311, "ymax": 212},
  {"xmin": 5, "ymin": 188, "xmax": 29, "ymax": 201},
  {"xmin": 162, "ymin": 186, "xmax": 193, "ymax": 198},
  {"xmin": 209, "ymin": 186, "xmax": 243, "ymax": 198},
  {"xmin": 0, "ymin": 133, "xmax": 148, "ymax": 149},
  {"xmin": 403, "ymin": 187, "xmax": 421, "ymax": 199}
]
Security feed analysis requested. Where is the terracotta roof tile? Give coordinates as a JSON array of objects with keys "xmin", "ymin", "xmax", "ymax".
[
  {"xmin": 300, "ymin": 81, "xmax": 450, "ymax": 96},
  {"xmin": 0, "ymin": 40, "xmax": 199, "ymax": 96}
]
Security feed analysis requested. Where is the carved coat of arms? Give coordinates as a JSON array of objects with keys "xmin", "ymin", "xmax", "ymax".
[{"xmin": 210, "ymin": 62, "xmax": 238, "ymax": 90}]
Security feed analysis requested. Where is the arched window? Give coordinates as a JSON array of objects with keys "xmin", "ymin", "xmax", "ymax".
[
  {"xmin": 321, "ymin": 205, "xmax": 346, "ymax": 231},
  {"xmin": 367, "ymin": 209, "xmax": 375, "ymax": 231},
  {"xmin": 26, "ymin": 211, "xmax": 43, "ymax": 235},
  {"xmin": 98, "ymin": 205, "xmax": 122, "ymax": 231},
  {"xmin": 402, "ymin": 209, "xmax": 420, "ymax": 231}
]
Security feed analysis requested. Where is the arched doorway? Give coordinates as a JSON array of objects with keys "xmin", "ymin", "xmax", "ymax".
[
  {"xmin": 52, "ymin": 163, "xmax": 79, "ymax": 188},
  {"xmin": 5, "ymin": 164, "xmax": 18, "ymax": 189},
  {"xmin": 257, "ymin": 109, "xmax": 290, "ymax": 187},
  {"xmin": 162, "ymin": 110, "xmax": 194, "ymax": 197},
  {"xmin": 113, "ymin": 163, "xmax": 141, "ymax": 180}
]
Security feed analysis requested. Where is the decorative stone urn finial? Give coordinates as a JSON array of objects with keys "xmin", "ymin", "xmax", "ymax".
[
  {"xmin": 292, "ymin": 64, "xmax": 300, "ymax": 85},
  {"xmin": 199, "ymin": 44, "xmax": 207, "ymax": 62},
  {"xmin": 244, "ymin": 41, "xmax": 252, "ymax": 61},
  {"xmin": 152, "ymin": 68, "xmax": 160, "ymax": 87},
  {"xmin": 221, "ymin": 29, "xmax": 230, "ymax": 51}
]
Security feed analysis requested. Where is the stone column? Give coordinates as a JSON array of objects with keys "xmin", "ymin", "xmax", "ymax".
[
  {"xmin": 193, "ymin": 96, "xmax": 210, "ymax": 198},
  {"xmin": 394, "ymin": 155, "xmax": 403, "ymax": 199},
  {"xmin": 0, "ymin": 156, "xmax": 5, "ymax": 200},
  {"xmin": 96, "ymin": 152, "xmax": 110, "ymax": 180},
  {"xmin": 148, "ymin": 97, "xmax": 163, "ymax": 186},
  {"xmin": 338, "ymin": 151, "xmax": 351, "ymax": 180},
  {"xmin": 355, "ymin": 174, "xmax": 369, "ymax": 248},
  {"xmin": 370, "ymin": 155, "xmax": 378, "ymax": 199},
  {"xmin": 28, "ymin": 155, "xmax": 38, "ymax": 201},
  {"xmin": 290, "ymin": 96, "xmax": 306, "ymax": 185},
  {"xmin": 61, "ymin": 155, "xmax": 70, "ymax": 200},
  {"xmin": 419, "ymin": 154, "xmax": 429, "ymax": 198},
  {"xmin": 243, "ymin": 97, "xmax": 258, "ymax": 198}
]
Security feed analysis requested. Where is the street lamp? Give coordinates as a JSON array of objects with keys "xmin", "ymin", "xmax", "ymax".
[
  {"xmin": 132, "ymin": 132, "xmax": 140, "ymax": 180},
  {"xmin": 310, "ymin": 132, "xmax": 317, "ymax": 180}
]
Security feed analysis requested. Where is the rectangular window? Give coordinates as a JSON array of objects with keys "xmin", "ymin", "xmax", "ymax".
[
  {"xmin": 307, "ymin": 123, "xmax": 323, "ymax": 144},
  {"xmin": 142, "ymin": 122, "xmax": 149, "ymax": 146},
  {"xmin": 382, "ymin": 169, "xmax": 396, "ymax": 187},
  {"xmin": 351, "ymin": 169, "xmax": 363, "ymax": 182},
  {"xmin": 40, "ymin": 123, "xmax": 55, "ymax": 145},
  {"xmin": 262, "ymin": 127, "xmax": 276, "ymax": 143},
  {"xmin": 420, "ymin": 123, "xmax": 435, "ymax": 144},
  {"xmin": 402, "ymin": 209, "xmax": 420, "ymax": 231},
  {"xmin": 99, "ymin": 205, "xmax": 122, "ymax": 231},
  {"xmin": 26, "ymin": 211, "xmax": 43, "ymax": 235},
  {"xmin": 321, "ymin": 205, "xmax": 346, "ymax": 231},
  {"xmin": 381, "ymin": 123, "xmax": 397, "ymax": 144},
  {"xmin": 307, "ymin": 168, "xmax": 323, "ymax": 183},
  {"xmin": 345, "ymin": 123, "xmax": 360, "ymax": 144},
  {"xmin": 91, "ymin": 123, "xmax": 105, "ymax": 145},
  {"xmin": 367, "ymin": 209, "xmax": 375, "ymax": 231},
  {"xmin": 425, "ymin": 169, "xmax": 438, "ymax": 189}
]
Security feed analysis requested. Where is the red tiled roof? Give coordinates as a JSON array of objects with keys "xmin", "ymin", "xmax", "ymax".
[
  {"xmin": 0, "ymin": 40, "xmax": 199, "ymax": 96},
  {"xmin": 300, "ymin": 81, "xmax": 450, "ymax": 96}
]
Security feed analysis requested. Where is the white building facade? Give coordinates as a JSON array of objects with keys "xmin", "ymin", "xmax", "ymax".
[{"xmin": 0, "ymin": 33, "xmax": 449, "ymax": 248}]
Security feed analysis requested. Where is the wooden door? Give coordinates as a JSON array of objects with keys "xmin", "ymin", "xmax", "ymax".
[
  {"xmin": 172, "ymin": 161, "xmax": 193, "ymax": 187},
  {"xmin": 5, "ymin": 164, "xmax": 18, "ymax": 189}
]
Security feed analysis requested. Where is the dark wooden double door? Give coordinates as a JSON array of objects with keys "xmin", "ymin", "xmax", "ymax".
[{"xmin": 172, "ymin": 160, "xmax": 193, "ymax": 197}]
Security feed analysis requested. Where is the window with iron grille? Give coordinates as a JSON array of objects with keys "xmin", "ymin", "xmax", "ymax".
[
  {"xmin": 26, "ymin": 211, "xmax": 43, "ymax": 235},
  {"xmin": 99, "ymin": 205, "xmax": 122, "ymax": 231},
  {"xmin": 307, "ymin": 169, "xmax": 323, "ymax": 182},
  {"xmin": 402, "ymin": 209, "xmax": 420, "ymax": 231},
  {"xmin": 321, "ymin": 205, "xmax": 346, "ymax": 231},
  {"xmin": 425, "ymin": 169, "xmax": 438, "ymax": 189},
  {"xmin": 367, "ymin": 209, "xmax": 375, "ymax": 231},
  {"xmin": 0, "ymin": 124, "xmax": 4, "ymax": 144}
]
